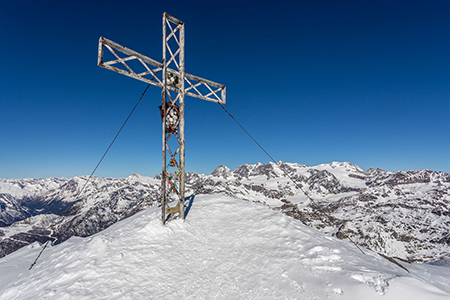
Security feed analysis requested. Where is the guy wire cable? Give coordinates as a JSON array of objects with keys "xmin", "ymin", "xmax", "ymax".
[{"xmin": 29, "ymin": 84, "xmax": 150, "ymax": 270}]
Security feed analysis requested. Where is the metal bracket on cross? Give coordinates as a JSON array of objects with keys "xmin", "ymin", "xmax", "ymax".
[{"xmin": 97, "ymin": 12, "xmax": 226, "ymax": 224}]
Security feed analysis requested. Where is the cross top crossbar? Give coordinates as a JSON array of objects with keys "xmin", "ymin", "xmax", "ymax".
[{"xmin": 98, "ymin": 37, "xmax": 226, "ymax": 104}]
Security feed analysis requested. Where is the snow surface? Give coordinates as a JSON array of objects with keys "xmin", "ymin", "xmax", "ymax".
[{"xmin": 0, "ymin": 195, "xmax": 449, "ymax": 300}]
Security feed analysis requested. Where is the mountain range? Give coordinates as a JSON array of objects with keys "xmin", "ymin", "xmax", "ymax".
[{"xmin": 1, "ymin": 161, "xmax": 449, "ymax": 262}]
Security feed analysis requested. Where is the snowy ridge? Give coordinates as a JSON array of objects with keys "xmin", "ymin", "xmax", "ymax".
[
  {"xmin": 0, "ymin": 195, "xmax": 449, "ymax": 299},
  {"xmin": 1, "ymin": 161, "xmax": 450, "ymax": 263}
]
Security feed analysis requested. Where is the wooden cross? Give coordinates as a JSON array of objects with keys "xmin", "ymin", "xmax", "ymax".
[{"xmin": 97, "ymin": 12, "xmax": 226, "ymax": 224}]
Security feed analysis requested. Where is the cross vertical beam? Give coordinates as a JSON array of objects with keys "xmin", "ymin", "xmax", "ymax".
[
  {"xmin": 161, "ymin": 13, "xmax": 185, "ymax": 224},
  {"xmin": 97, "ymin": 12, "xmax": 226, "ymax": 225}
]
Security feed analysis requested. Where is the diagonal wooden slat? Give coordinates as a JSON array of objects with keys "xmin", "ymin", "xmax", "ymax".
[
  {"xmin": 165, "ymin": 21, "xmax": 182, "ymax": 46},
  {"xmin": 166, "ymin": 43, "xmax": 181, "ymax": 70}
]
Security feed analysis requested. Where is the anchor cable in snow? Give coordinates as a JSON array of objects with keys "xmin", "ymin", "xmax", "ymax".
[{"xmin": 29, "ymin": 84, "xmax": 151, "ymax": 270}]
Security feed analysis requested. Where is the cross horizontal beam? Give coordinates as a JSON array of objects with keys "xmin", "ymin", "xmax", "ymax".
[{"xmin": 98, "ymin": 37, "xmax": 226, "ymax": 104}]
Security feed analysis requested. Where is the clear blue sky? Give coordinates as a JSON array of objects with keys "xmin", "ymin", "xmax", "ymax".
[{"xmin": 1, "ymin": 0, "xmax": 449, "ymax": 178}]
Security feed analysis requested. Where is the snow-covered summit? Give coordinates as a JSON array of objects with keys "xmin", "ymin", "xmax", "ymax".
[
  {"xmin": 211, "ymin": 165, "xmax": 232, "ymax": 178},
  {"xmin": 316, "ymin": 161, "xmax": 364, "ymax": 171},
  {"xmin": 1, "ymin": 195, "xmax": 449, "ymax": 299}
]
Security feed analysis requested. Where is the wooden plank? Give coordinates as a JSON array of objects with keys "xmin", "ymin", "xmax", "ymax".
[
  {"xmin": 100, "ymin": 64, "xmax": 164, "ymax": 88},
  {"xmin": 164, "ymin": 12, "xmax": 184, "ymax": 25},
  {"xmin": 99, "ymin": 37, "xmax": 163, "ymax": 69},
  {"xmin": 166, "ymin": 205, "xmax": 180, "ymax": 215},
  {"xmin": 185, "ymin": 91, "xmax": 222, "ymax": 104},
  {"xmin": 185, "ymin": 72, "xmax": 225, "ymax": 89},
  {"xmin": 103, "ymin": 55, "xmax": 138, "ymax": 66},
  {"xmin": 161, "ymin": 12, "xmax": 168, "ymax": 225}
]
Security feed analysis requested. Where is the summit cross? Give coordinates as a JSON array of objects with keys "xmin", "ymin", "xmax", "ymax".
[{"xmin": 97, "ymin": 12, "xmax": 226, "ymax": 224}]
